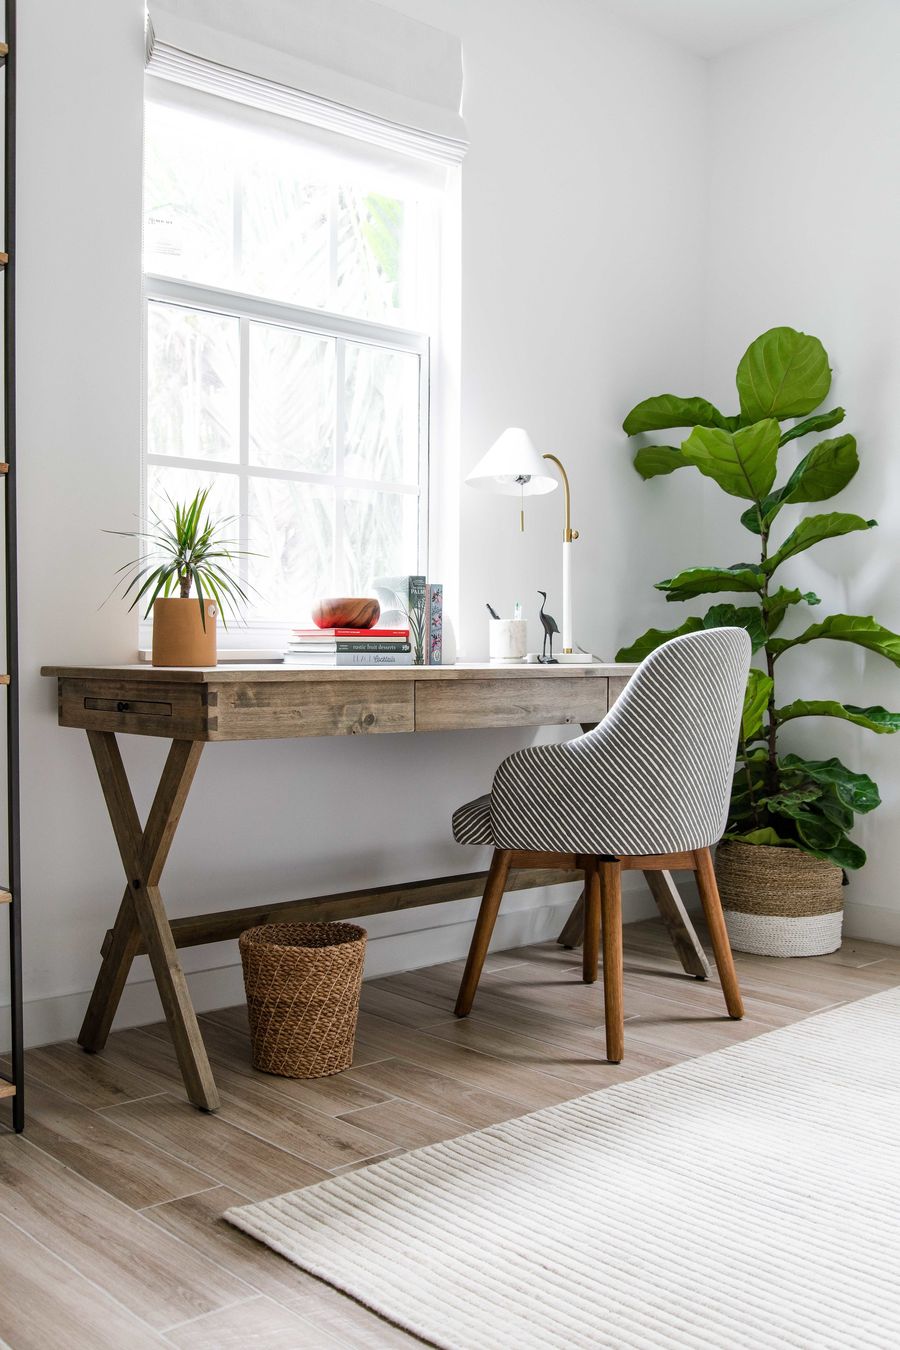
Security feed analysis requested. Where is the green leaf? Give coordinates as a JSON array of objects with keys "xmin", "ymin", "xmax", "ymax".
[
  {"xmin": 740, "ymin": 435, "xmax": 859, "ymax": 534},
  {"xmin": 809, "ymin": 836, "xmax": 866, "ymax": 870},
  {"xmin": 760, "ymin": 787, "xmax": 823, "ymax": 813},
  {"xmin": 769, "ymin": 613, "xmax": 900, "ymax": 666},
  {"xmin": 632, "ymin": 446, "xmax": 687, "ymax": 479},
  {"xmin": 615, "ymin": 618, "xmax": 704, "ymax": 663},
  {"xmin": 622, "ymin": 394, "xmax": 733, "ymax": 436},
  {"xmin": 741, "ymin": 669, "xmax": 774, "ymax": 740},
  {"xmin": 723, "ymin": 828, "xmax": 796, "ymax": 847},
  {"xmin": 765, "ymin": 586, "xmax": 821, "ymax": 634},
  {"xmin": 792, "ymin": 811, "xmax": 843, "ymax": 852},
  {"xmin": 736, "ymin": 327, "xmax": 832, "ymax": 422},
  {"xmin": 780, "ymin": 434, "xmax": 858, "ymax": 504},
  {"xmin": 778, "ymin": 407, "xmax": 845, "ymax": 447},
  {"xmin": 815, "ymin": 784, "xmax": 855, "ymax": 832},
  {"xmin": 776, "ymin": 701, "xmax": 900, "ymax": 734},
  {"xmin": 765, "ymin": 512, "xmax": 876, "ymax": 572},
  {"xmin": 703, "ymin": 604, "xmax": 767, "ymax": 651},
  {"xmin": 680, "ymin": 419, "xmax": 779, "ymax": 501},
  {"xmin": 656, "ymin": 564, "xmax": 764, "ymax": 603},
  {"xmin": 781, "ymin": 754, "xmax": 881, "ymax": 813}
]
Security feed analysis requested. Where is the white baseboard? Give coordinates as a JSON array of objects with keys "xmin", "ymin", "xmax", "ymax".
[
  {"xmin": 2, "ymin": 877, "xmax": 673, "ymax": 1052},
  {"xmin": 841, "ymin": 898, "xmax": 900, "ymax": 946}
]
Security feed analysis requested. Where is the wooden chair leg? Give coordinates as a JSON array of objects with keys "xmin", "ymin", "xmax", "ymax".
[
  {"xmin": 694, "ymin": 847, "xmax": 744, "ymax": 1020},
  {"xmin": 599, "ymin": 860, "xmax": 625, "ymax": 1062},
  {"xmin": 454, "ymin": 849, "xmax": 512, "ymax": 1018},
  {"xmin": 582, "ymin": 863, "xmax": 601, "ymax": 984}
]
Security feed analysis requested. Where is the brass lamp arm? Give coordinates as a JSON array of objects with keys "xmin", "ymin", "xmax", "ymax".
[{"xmin": 543, "ymin": 453, "xmax": 579, "ymax": 543}]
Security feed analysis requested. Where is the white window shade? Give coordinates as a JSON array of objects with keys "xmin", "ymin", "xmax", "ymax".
[{"xmin": 146, "ymin": 0, "xmax": 468, "ymax": 167}]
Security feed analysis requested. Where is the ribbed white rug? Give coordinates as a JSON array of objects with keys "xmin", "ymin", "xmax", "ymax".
[{"xmin": 227, "ymin": 988, "xmax": 900, "ymax": 1349}]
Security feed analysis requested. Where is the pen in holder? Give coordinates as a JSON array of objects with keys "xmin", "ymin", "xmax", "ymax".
[{"xmin": 489, "ymin": 618, "xmax": 528, "ymax": 664}]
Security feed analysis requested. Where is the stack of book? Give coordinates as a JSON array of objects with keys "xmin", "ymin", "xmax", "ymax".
[{"xmin": 284, "ymin": 627, "xmax": 413, "ymax": 666}]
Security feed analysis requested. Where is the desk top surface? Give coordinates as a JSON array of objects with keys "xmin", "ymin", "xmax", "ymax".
[{"xmin": 42, "ymin": 661, "xmax": 636, "ymax": 685}]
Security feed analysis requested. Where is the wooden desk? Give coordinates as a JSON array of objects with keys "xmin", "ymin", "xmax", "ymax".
[{"xmin": 42, "ymin": 662, "xmax": 709, "ymax": 1110}]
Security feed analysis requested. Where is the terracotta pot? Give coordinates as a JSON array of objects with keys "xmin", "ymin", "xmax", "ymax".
[
  {"xmin": 151, "ymin": 597, "xmax": 217, "ymax": 667},
  {"xmin": 715, "ymin": 841, "xmax": 843, "ymax": 957}
]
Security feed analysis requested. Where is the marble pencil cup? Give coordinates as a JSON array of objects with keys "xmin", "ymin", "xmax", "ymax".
[{"xmin": 489, "ymin": 618, "xmax": 528, "ymax": 663}]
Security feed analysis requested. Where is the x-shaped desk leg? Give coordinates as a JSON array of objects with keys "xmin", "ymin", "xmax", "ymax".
[{"xmin": 78, "ymin": 731, "xmax": 220, "ymax": 1111}]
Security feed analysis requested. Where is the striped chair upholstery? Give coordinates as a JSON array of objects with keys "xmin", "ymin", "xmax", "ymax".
[
  {"xmin": 453, "ymin": 627, "xmax": 750, "ymax": 856},
  {"xmin": 451, "ymin": 628, "xmax": 752, "ymax": 1062}
]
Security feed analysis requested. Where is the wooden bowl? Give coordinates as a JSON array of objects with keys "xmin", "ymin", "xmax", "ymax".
[{"xmin": 312, "ymin": 597, "xmax": 381, "ymax": 630}]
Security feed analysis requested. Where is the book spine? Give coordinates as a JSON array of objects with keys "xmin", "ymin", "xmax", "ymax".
[
  {"xmin": 284, "ymin": 652, "xmax": 414, "ymax": 666},
  {"xmin": 426, "ymin": 583, "xmax": 443, "ymax": 666},
  {"xmin": 288, "ymin": 641, "xmax": 411, "ymax": 653},
  {"xmin": 408, "ymin": 574, "xmax": 427, "ymax": 665},
  {"xmin": 292, "ymin": 629, "xmax": 409, "ymax": 638}
]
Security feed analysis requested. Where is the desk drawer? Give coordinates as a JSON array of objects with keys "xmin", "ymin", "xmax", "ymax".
[
  {"xmin": 414, "ymin": 677, "xmax": 608, "ymax": 732},
  {"xmin": 58, "ymin": 678, "xmax": 211, "ymax": 739},
  {"xmin": 213, "ymin": 679, "xmax": 415, "ymax": 740}
]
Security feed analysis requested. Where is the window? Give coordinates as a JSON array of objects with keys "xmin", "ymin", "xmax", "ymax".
[{"xmin": 142, "ymin": 89, "xmax": 437, "ymax": 631}]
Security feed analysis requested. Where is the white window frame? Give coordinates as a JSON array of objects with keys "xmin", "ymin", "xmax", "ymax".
[{"xmin": 141, "ymin": 90, "xmax": 436, "ymax": 647}]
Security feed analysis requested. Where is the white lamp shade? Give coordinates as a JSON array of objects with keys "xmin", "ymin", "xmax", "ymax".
[{"xmin": 465, "ymin": 427, "xmax": 558, "ymax": 496}]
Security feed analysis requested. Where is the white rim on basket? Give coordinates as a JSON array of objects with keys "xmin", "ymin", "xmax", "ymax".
[{"xmin": 724, "ymin": 908, "xmax": 843, "ymax": 957}]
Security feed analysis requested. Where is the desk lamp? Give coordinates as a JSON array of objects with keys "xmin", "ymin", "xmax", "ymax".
[{"xmin": 465, "ymin": 427, "xmax": 593, "ymax": 663}]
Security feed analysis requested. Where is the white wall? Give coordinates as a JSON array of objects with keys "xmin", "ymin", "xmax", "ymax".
[
  {"xmin": 7, "ymin": 0, "xmax": 709, "ymax": 1046},
  {"xmin": 703, "ymin": 0, "xmax": 900, "ymax": 940}
]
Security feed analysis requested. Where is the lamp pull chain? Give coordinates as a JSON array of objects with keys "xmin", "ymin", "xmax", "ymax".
[{"xmin": 520, "ymin": 481, "xmax": 525, "ymax": 531}]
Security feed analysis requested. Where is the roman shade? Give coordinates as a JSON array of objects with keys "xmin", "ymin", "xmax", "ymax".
[{"xmin": 146, "ymin": 0, "xmax": 468, "ymax": 166}]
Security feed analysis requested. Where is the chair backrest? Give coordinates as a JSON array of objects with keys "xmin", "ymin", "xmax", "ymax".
[
  {"xmin": 577, "ymin": 626, "xmax": 752, "ymax": 853},
  {"xmin": 491, "ymin": 626, "xmax": 751, "ymax": 856}
]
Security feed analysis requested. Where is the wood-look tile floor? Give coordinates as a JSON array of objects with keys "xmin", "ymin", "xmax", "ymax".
[{"xmin": 2, "ymin": 917, "xmax": 899, "ymax": 1348}]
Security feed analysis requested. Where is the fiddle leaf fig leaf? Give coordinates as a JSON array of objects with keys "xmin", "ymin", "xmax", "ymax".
[
  {"xmin": 681, "ymin": 419, "xmax": 779, "ymax": 501},
  {"xmin": 703, "ymin": 604, "xmax": 767, "ymax": 651},
  {"xmin": 741, "ymin": 669, "xmax": 774, "ymax": 741},
  {"xmin": 656, "ymin": 563, "xmax": 764, "ymax": 603},
  {"xmin": 781, "ymin": 435, "xmax": 859, "ymax": 503},
  {"xmin": 765, "ymin": 586, "xmax": 821, "ymax": 634},
  {"xmin": 809, "ymin": 836, "xmax": 866, "ymax": 869},
  {"xmin": 769, "ymin": 614, "xmax": 900, "ymax": 666},
  {"xmin": 791, "ymin": 811, "xmax": 843, "ymax": 851},
  {"xmin": 776, "ymin": 701, "xmax": 900, "ymax": 734},
  {"xmin": 779, "ymin": 407, "xmax": 845, "ymax": 447},
  {"xmin": 740, "ymin": 435, "xmax": 859, "ymax": 534},
  {"xmin": 781, "ymin": 754, "xmax": 881, "ymax": 813},
  {"xmin": 736, "ymin": 327, "xmax": 832, "ymax": 422},
  {"xmin": 632, "ymin": 446, "xmax": 687, "ymax": 479},
  {"xmin": 623, "ymin": 395, "xmax": 733, "ymax": 436},
  {"xmin": 725, "ymin": 828, "xmax": 796, "ymax": 848},
  {"xmin": 765, "ymin": 512, "xmax": 876, "ymax": 572},
  {"xmin": 615, "ymin": 618, "xmax": 704, "ymax": 662}
]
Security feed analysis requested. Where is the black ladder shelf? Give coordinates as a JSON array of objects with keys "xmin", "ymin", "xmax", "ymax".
[{"xmin": 1, "ymin": 0, "xmax": 21, "ymax": 1134}]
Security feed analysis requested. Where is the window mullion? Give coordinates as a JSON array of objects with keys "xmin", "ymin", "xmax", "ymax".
[
  {"xmin": 238, "ymin": 316, "xmax": 250, "ymax": 587},
  {"xmin": 334, "ymin": 336, "xmax": 346, "ymax": 594}
]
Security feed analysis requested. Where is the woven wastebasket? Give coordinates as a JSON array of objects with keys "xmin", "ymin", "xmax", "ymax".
[
  {"xmin": 715, "ymin": 841, "xmax": 843, "ymax": 957},
  {"xmin": 239, "ymin": 922, "xmax": 367, "ymax": 1078}
]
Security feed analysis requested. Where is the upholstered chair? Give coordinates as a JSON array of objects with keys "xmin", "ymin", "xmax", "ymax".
[{"xmin": 451, "ymin": 627, "xmax": 752, "ymax": 1062}]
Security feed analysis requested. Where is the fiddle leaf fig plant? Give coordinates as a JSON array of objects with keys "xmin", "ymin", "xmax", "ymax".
[{"xmin": 617, "ymin": 326, "xmax": 900, "ymax": 871}]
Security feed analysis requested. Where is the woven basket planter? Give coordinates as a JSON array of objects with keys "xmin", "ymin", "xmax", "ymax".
[
  {"xmin": 715, "ymin": 841, "xmax": 843, "ymax": 957},
  {"xmin": 239, "ymin": 921, "xmax": 367, "ymax": 1078}
]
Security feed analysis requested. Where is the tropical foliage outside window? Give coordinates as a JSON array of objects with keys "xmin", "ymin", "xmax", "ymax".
[{"xmin": 142, "ymin": 95, "xmax": 432, "ymax": 625}]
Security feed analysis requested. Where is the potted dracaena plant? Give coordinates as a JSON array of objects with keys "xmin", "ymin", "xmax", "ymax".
[
  {"xmin": 113, "ymin": 487, "xmax": 253, "ymax": 667},
  {"xmin": 617, "ymin": 326, "xmax": 900, "ymax": 957}
]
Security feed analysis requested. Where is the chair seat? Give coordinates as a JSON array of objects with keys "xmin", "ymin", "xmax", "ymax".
[{"xmin": 452, "ymin": 793, "xmax": 494, "ymax": 845}]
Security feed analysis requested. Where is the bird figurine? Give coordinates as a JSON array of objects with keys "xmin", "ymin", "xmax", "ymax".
[{"xmin": 537, "ymin": 590, "xmax": 560, "ymax": 663}]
